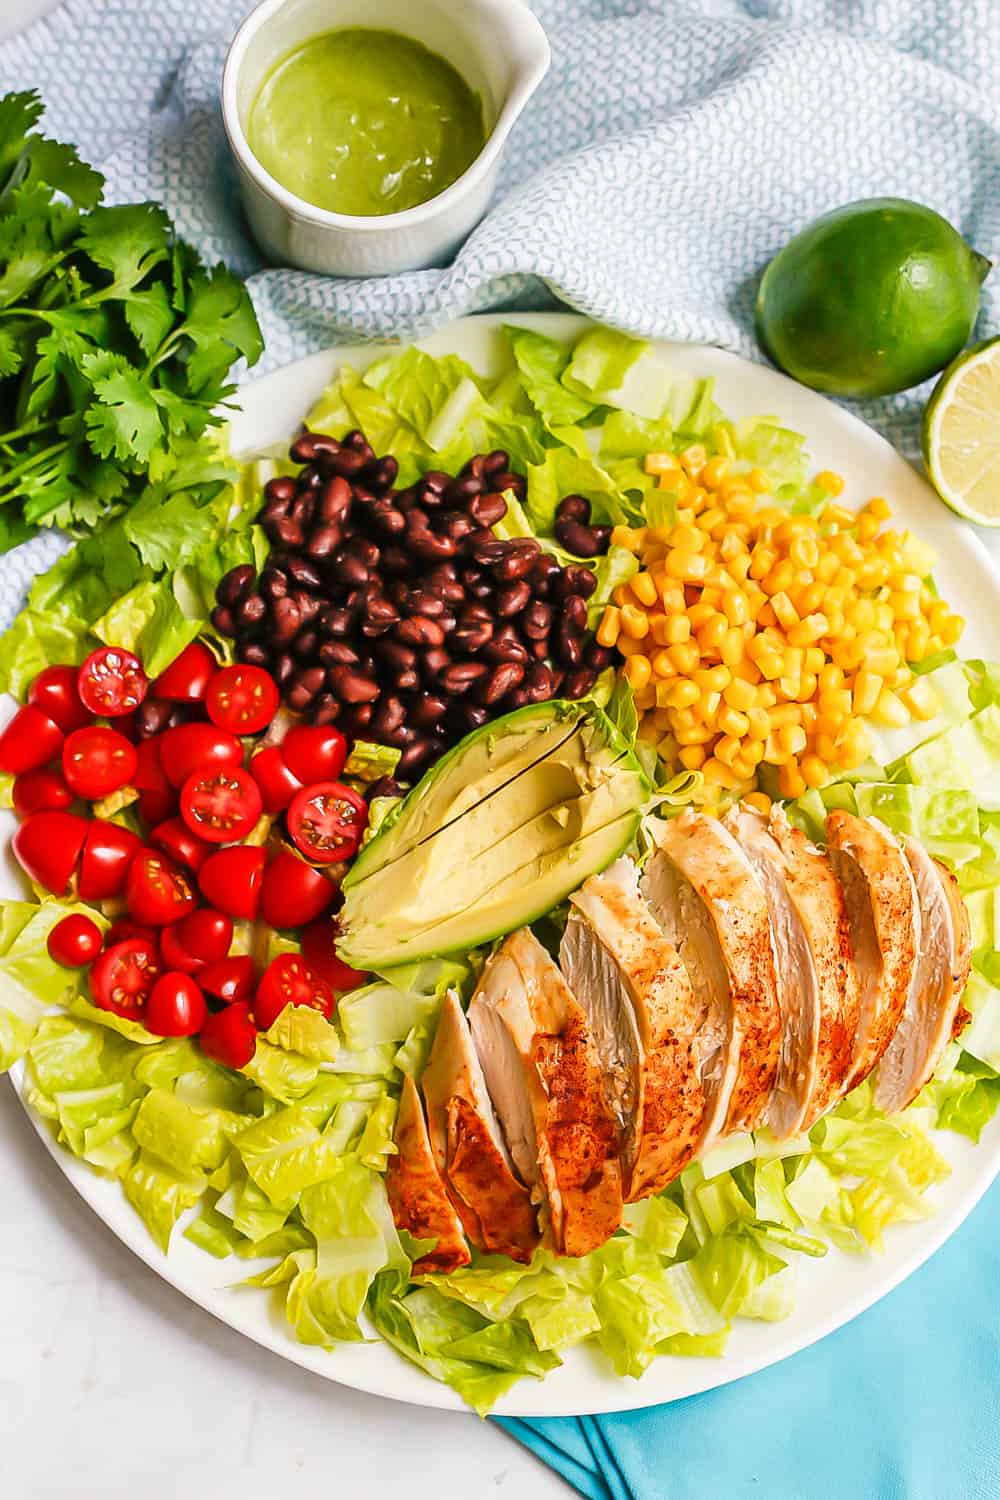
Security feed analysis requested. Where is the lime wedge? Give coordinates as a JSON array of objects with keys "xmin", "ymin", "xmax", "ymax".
[{"xmin": 923, "ymin": 336, "xmax": 1000, "ymax": 524}]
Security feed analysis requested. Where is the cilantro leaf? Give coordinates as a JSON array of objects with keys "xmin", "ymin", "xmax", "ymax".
[
  {"xmin": 124, "ymin": 481, "xmax": 226, "ymax": 572},
  {"xmin": 179, "ymin": 264, "xmax": 264, "ymax": 392},
  {"xmin": 0, "ymin": 325, "xmax": 24, "ymax": 378},
  {"xmin": 85, "ymin": 361, "xmax": 164, "ymax": 464},
  {"xmin": 76, "ymin": 203, "xmax": 172, "ymax": 292},
  {"xmin": 123, "ymin": 281, "xmax": 175, "ymax": 355}
]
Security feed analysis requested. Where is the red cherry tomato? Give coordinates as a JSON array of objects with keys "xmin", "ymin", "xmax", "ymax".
[
  {"xmin": 89, "ymin": 938, "xmax": 161, "ymax": 1019},
  {"xmin": 78, "ymin": 646, "xmax": 148, "ymax": 717},
  {"xmin": 62, "ymin": 725, "xmax": 138, "ymax": 800},
  {"xmin": 300, "ymin": 918, "xmax": 369, "ymax": 992},
  {"xmin": 254, "ymin": 953, "xmax": 335, "ymax": 1031},
  {"xmin": 11, "ymin": 810, "xmax": 88, "ymax": 894},
  {"xmin": 199, "ymin": 1000, "xmax": 258, "ymax": 1069},
  {"xmin": 280, "ymin": 725, "xmax": 348, "ymax": 786},
  {"xmin": 12, "ymin": 768, "xmax": 73, "ymax": 816},
  {"xmin": 78, "ymin": 819, "xmax": 143, "ymax": 901},
  {"xmin": 149, "ymin": 817, "xmax": 212, "ymax": 870},
  {"xmin": 179, "ymin": 765, "xmax": 262, "ymax": 844},
  {"xmin": 199, "ymin": 955, "xmax": 256, "ymax": 1003},
  {"xmin": 47, "ymin": 913, "xmax": 103, "ymax": 967},
  {"xmin": 125, "ymin": 849, "xmax": 197, "ymax": 926},
  {"xmin": 160, "ymin": 925, "xmax": 203, "ymax": 975},
  {"xmin": 198, "ymin": 845, "xmax": 267, "ymax": 921},
  {"xmin": 159, "ymin": 723, "xmax": 243, "ymax": 789},
  {"xmin": 138, "ymin": 786, "xmax": 179, "ymax": 826},
  {"xmin": 152, "ymin": 641, "xmax": 217, "ymax": 703},
  {"xmin": 28, "ymin": 665, "xmax": 92, "ymax": 732},
  {"xmin": 106, "ymin": 917, "xmax": 159, "ymax": 950},
  {"xmin": 206, "ymin": 665, "xmax": 280, "ymax": 736},
  {"xmin": 287, "ymin": 781, "xmax": 367, "ymax": 865},
  {"xmin": 259, "ymin": 850, "xmax": 335, "ymax": 929},
  {"xmin": 134, "ymin": 737, "xmax": 169, "ymax": 793},
  {"xmin": 249, "ymin": 746, "xmax": 302, "ymax": 815},
  {"xmin": 0, "ymin": 704, "xmax": 63, "ymax": 776},
  {"xmin": 145, "ymin": 972, "xmax": 208, "ymax": 1037},
  {"xmin": 178, "ymin": 907, "xmax": 233, "ymax": 963}
]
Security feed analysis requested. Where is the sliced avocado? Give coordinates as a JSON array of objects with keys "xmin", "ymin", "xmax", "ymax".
[{"xmin": 338, "ymin": 701, "xmax": 650, "ymax": 967}]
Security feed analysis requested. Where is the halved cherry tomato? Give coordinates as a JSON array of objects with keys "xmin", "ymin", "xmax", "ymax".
[
  {"xmin": 62, "ymin": 725, "xmax": 138, "ymax": 800},
  {"xmin": 152, "ymin": 641, "xmax": 217, "ymax": 703},
  {"xmin": 12, "ymin": 768, "xmax": 73, "ymax": 816},
  {"xmin": 78, "ymin": 646, "xmax": 148, "ymax": 717},
  {"xmin": 280, "ymin": 725, "xmax": 348, "ymax": 786},
  {"xmin": 89, "ymin": 938, "xmax": 160, "ymax": 1019},
  {"xmin": 199, "ymin": 1000, "xmax": 258, "ymax": 1068},
  {"xmin": 134, "ymin": 737, "xmax": 169, "ymax": 793},
  {"xmin": 198, "ymin": 845, "xmax": 267, "ymax": 921},
  {"xmin": 149, "ymin": 817, "xmax": 212, "ymax": 870},
  {"xmin": 300, "ymin": 918, "xmax": 369, "ymax": 992},
  {"xmin": 0, "ymin": 705, "xmax": 63, "ymax": 775},
  {"xmin": 138, "ymin": 786, "xmax": 179, "ymax": 826},
  {"xmin": 106, "ymin": 917, "xmax": 159, "ymax": 950},
  {"xmin": 259, "ymin": 849, "xmax": 335, "ymax": 929},
  {"xmin": 249, "ymin": 746, "xmax": 302, "ymax": 815},
  {"xmin": 145, "ymin": 973, "xmax": 208, "ymax": 1037},
  {"xmin": 287, "ymin": 781, "xmax": 367, "ymax": 865},
  {"xmin": 180, "ymin": 765, "xmax": 262, "ymax": 844},
  {"xmin": 79, "ymin": 819, "xmax": 142, "ymax": 901},
  {"xmin": 254, "ymin": 953, "xmax": 335, "ymax": 1031},
  {"xmin": 206, "ymin": 665, "xmax": 280, "ymax": 736},
  {"xmin": 28, "ymin": 665, "xmax": 92, "ymax": 732},
  {"xmin": 159, "ymin": 723, "xmax": 243, "ymax": 788},
  {"xmin": 47, "ymin": 913, "xmax": 103, "ymax": 967},
  {"xmin": 11, "ymin": 810, "xmax": 88, "ymax": 894},
  {"xmin": 199, "ymin": 955, "xmax": 256, "ymax": 1004},
  {"xmin": 125, "ymin": 849, "xmax": 197, "ymax": 926}
]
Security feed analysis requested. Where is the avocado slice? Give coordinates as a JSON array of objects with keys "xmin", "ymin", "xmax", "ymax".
[{"xmin": 338, "ymin": 701, "xmax": 650, "ymax": 968}]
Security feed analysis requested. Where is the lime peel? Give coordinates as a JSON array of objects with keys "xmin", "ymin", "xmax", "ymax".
[{"xmin": 923, "ymin": 336, "xmax": 1000, "ymax": 526}]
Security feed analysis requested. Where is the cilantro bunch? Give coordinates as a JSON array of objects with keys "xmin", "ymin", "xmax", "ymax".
[{"xmin": 0, "ymin": 91, "xmax": 263, "ymax": 549}]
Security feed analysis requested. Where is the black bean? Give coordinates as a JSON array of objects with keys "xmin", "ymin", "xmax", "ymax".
[
  {"xmin": 270, "ymin": 596, "xmax": 302, "ymax": 642},
  {"xmin": 240, "ymin": 642, "xmax": 269, "ymax": 667},
  {"xmin": 587, "ymin": 643, "xmax": 614, "ymax": 671},
  {"xmin": 306, "ymin": 525, "xmax": 342, "ymax": 560},
  {"xmin": 319, "ymin": 641, "xmax": 360, "ymax": 667},
  {"xmin": 264, "ymin": 475, "xmax": 298, "ymax": 506},
  {"xmin": 524, "ymin": 664, "xmax": 558, "ymax": 701},
  {"xmin": 451, "ymin": 618, "xmax": 494, "ymax": 653},
  {"xmin": 421, "ymin": 648, "xmax": 452, "ymax": 682},
  {"xmin": 563, "ymin": 594, "xmax": 588, "ymax": 630},
  {"xmin": 371, "ymin": 696, "xmax": 406, "ymax": 738},
  {"xmin": 292, "ymin": 629, "xmax": 319, "ymax": 660},
  {"xmin": 422, "ymin": 470, "xmax": 450, "ymax": 495},
  {"xmin": 408, "ymin": 530, "xmax": 457, "ymax": 562},
  {"xmin": 361, "ymin": 598, "xmax": 400, "ymax": 636},
  {"xmin": 483, "ymin": 630, "xmax": 530, "ymax": 666},
  {"xmin": 272, "ymin": 516, "xmax": 304, "ymax": 548},
  {"xmin": 495, "ymin": 579, "xmax": 532, "ymax": 617},
  {"xmin": 319, "ymin": 476, "xmax": 353, "ymax": 523},
  {"xmin": 479, "ymin": 662, "xmax": 526, "ymax": 705},
  {"xmin": 274, "ymin": 652, "xmax": 296, "ymax": 685},
  {"xmin": 367, "ymin": 776, "xmax": 403, "ymax": 801},
  {"xmin": 409, "ymin": 694, "xmax": 449, "ymax": 730},
  {"xmin": 563, "ymin": 564, "xmax": 598, "ymax": 599},
  {"xmin": 554, "ymin": 518, "xmax": 602, "ymax": 556},
  {"xmin": 491, "ymin": 470, "xmax": 526, "ymax": 499},
  {"xmin": 211, "ymin": 605, "xmax": 235, "ymax": 636},
  {"xmin": 521, "ymin": 601, "xmax": 553, "ymax": 640},
  {"xmin": 439, "ymin": 511, "xmax": 477, "ymax": 544},
  {"xmin": 375, "ymin": 639, "xmax": 417, "ymax": 675},
  {"xmin": 260, "ymin": 567, "xmax": 289, "ymax": 602},
  {"xmin": 557, "ymin": 493, "xmax": 591, "ymax": 524},
  {"xmin": 493, "ymin": 539, "xmax": 540, "ymax": 581},
  {"xmin": 444, "ymin": 473, "xmax": 484, "ymax": 508},
  {"xmin": 381, "ymin": 545, "xmax": 413, "ymax": 576},
  {"xmin": 138, "ymin": 699, "xmax": 174, "ymax": 738},
  {"xmin": 236, "ymin": 594, "xmax": 267, "ymax": 629},
  {"xmin": 468, "ymin": 491, "xmax": 508, "ymax": 528},
  {"xmin": 370, "ymin": 503, "xmax": 406, "ymax": 537},
  {"xmin": 369, "ymin": 456, "xmax": 398, "ymax": 492},
  {"xmin": 330, "ymin": 553, "xmax": 369, "ymax": 588},
  {"xmin": 564, "ymin": 667, "xmax": 598, "ymax": 700},
  {"xmin": 311, "ymin": 693, "xmax": 341, "ymax": 726},
  {"xmin": 468, "ymin": 536, "xmax": 508, "ymax": 567},
  {"xmin": 286, "ymin": 556, "xmax": 322, "ymax": 590},
  {"xmin": 404, "ymin": 590, "xmax": 445, "ymax": 618},
  {"xmin": 483, "ymin": 450, "xmax": 510, "ymax": 477},
  {"xmin": 396, "ymin": 615, "xmax": 446, "ymax": 649},
  {"xmin": 397, "ymin": 738, "xmax": 436, "ymax": 780},
  {"xmin": 554, "ymin": 624, "xmax": 584, "ymax": 668},
  {"xmin": 329, "ymin": 666, "xmax": 380, "ymax": 704},
  {"xmin": 287, "ymin": 666, "xmax": 325, "ymax": 710},
  {"xmin": 440, "ymin": 661, "xmax": 488, "ymax": 695},
  {"xmin": 216, "ymin": 564, "xmax": 255, "ymax": 607}
]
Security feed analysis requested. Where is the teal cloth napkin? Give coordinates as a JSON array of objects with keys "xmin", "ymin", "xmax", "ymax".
[{"xmin": 498, "ymin": 1181, "xmax": 1000, "ymax": 1499}]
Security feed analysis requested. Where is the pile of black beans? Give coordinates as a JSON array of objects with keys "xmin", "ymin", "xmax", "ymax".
[{"xmin": 212, "ymin": 429, "xmax": 614, "ymax": 782}]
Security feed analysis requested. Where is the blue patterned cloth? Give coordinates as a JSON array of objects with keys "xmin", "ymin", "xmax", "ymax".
[{"xmin": 3, "ymin": 6, "xmax": 1000, "ymax": 1495}]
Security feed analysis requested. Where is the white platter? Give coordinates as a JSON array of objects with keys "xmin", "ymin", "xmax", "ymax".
[{"xmin": 6, "ymin": 312, "xmax": 1000, "ymax": 1417}]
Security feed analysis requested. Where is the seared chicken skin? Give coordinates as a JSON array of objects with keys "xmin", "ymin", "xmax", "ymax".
[
  {"xmin": 421, "ymin": 990, "xmax": 539, "ymax": 1263},
  {"xmin": 874, "ymin": 841, "xmax": 972, "ymax": 1112},
  {"xmin": 561, "ymin": 859, "xmax": 710, "ymax": 1200},
  {"xmin": 642, "ymin": 811, "xmax": 782, "ymax": 1138},
  {"xmin": 468, "ymin": 929, "xmax": 623, "ymax": 1256},
  {"xmin": 385, "ymin": 1074, "xmax": 470, "ymax": 1275},
  {"xmin": 723, "ymin": 803, "xmax": 859, "ymax": 1136},
  {"xmin": 825, "ymin": 811, "xmax": 920, "ymax": 1096}
]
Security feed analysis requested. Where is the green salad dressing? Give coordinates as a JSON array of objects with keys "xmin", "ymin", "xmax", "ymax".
[{"xmin": 247, "ymin": 28, "xmax": 485, "ymax": 218}]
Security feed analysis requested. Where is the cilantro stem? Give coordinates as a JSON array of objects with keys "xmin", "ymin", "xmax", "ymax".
[
  {"xmin": 0, "ymin": 416, "xmax": 58, "ymax": 447},
  {"xmin": 0, "ymin": 437, "xmax": 69, "ymax": 495}
]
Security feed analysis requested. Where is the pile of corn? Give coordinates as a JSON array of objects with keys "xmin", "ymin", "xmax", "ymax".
[{"xmin": 596, "ymin": 448, "xmax": 964, "ymax": 801}]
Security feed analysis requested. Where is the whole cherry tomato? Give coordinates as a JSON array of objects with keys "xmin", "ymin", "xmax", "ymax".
[
  {"xmin": 138, "ymin": 787, "xmax": 179, "ymax": 827},
  {"xmin": 77, "ymin": 646, "xmax": 148, "ymax": 717},
  {"xmin": 125, "ymin": 849, "xmax": 198, "ymax": 926},
  {"xmin": 62, "ymin": 725, "xmax": 137, "ymax": 800},
  {"xmin": 47, "ymin": 913, "xmax": 103, "ymax": 967},
  {"xmin": 152, "ymin": 641, "xmax": 217, "ymax": 703},
  {"xmin": 259, "ymin": 850, "xmax": 335, "ymax": 930},
  {"xmin": 145, "ymin": 972, "xmax": 208, "ymax": 1037},
  {"xmin": 254, "ymin": 953, "xmax": 335, "ymax": 1031},
  {"xmin": 206, "ymin": 665, "xmax": 280, "ymax": 736},
  {"xmin": 159, "ymin": 723, "xmax": 243, "ymax": 789},
  {"xmin": 149, "ymin": 817, "xmax": 212, "ymax": 870},
  {"xmin": 249, "ymin": 746, "xmax": 302, "ymax": 815},
  {"xmin": 280, "ymin": 725, "xmax": 348, "ymax": 786},
  {"xmin": 197, "ymin": 845, "xmax": 267, "ymax": 921},
  {"xmin": 28, "ymin": 665, "xmax": 92, "ymax": 732},
  {"xmin": 11, "ymin": 810, "xmax": 88, "ymax": 894},
  {"xmin": 179, "ymin": 765, "xmax": 262, "ymax": 844},
  {"xmin": 105, "ymin": 917, "xmax": 159, "ymax": 950},
  {"xmin": 199, "ymin": 955, "xmax": 256, "ymax": 1003},
  {"xmin": 134, "ymin": 737, "xmax": 169, "ymax": 793},
  {"xmin": 0, "ymin": 705, "xmax": 63, "ymax": 775},
  {"xmin": 300, "ymin": 918, "xmax": 369, "ymax": 992},
  {"xmin": 89, "ymin": 938, "xmax": 160, "ymax": 1019},
  {"xmin": 161, "ymin": 907, "xmax": 232, "ymax": 973},
  {"xmin": 287, "ymin": 781, "xmax": 367, "ymax": 865},
  {"xmin": 78, "ymin": 819, "xmax": 143, "ymax": 901},
  {"xmin": 12, "ymin": 768, "xmax": 73, "ymax": 816},
  {"xmin": 199, "ymin": 1000, "xmax": 258, "ymax": 1069}
]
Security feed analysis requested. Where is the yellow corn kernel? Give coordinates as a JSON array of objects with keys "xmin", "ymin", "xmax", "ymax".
[
  {"xmin": 941, "ymin": 614, "xmax": 964, "ymax": 646},
  {"xmin": 659, "ymin": 583, "xmax": 687, "ymax": 614},
  {"xmin": 927, "ymin": 599, "xmax": 951, "ymax": 634},
  {"xmin": 720, "ymin": 627, "xmax": 747, "ymax": 668},
  {"xmin": 651, "ymin": 649, "xmax": 677, "ymax": 679},
  {"xmin": 723, "ymin": 677, "xmax": 757, "ymax": 713},
  {"xmin": 829, "ymin": 639, "xmax": 866, "ymax": 672},
  {"xmin": 624, "ymin": 655, "xmax": 652, "ymax": 692},
  {"xmin": 789, "ymin": 534, "xmax": 820, "ymax": 570},
  {"xmin": 650, "ymin": 616, "xmax": 674, "ymax": 647},
  {"xmin": 769, "ymin": 703, "xmax": 803, "ymax": 730},
  {"xmin": 654, "ymin": 685, "xmax": 677, "ymax": 712},
  {"xmin": 788, "ymin": 613, "xmax": 829, "ymax": 647},
  {"xmin": 675, "ymin": 724, "xmax": 715, "ymax": 747},
  {"xmin": 720, "ymin": 589, "xmax": 749, "ymax": 628},
  {"xmin": 800, "ymin": 702, "xmax": 818, "ymax": 733},
  {"xmin": 757, "ymin": 650, "xmax": 785, "ymax": 682},
  {"xmin": 693, "ymin": 663, "xmax": 731, "ymax": 694},
  {"xmin": 762, "ymin": 560, "xmax": 797, "ymax": 597},
  {"xmin": 816, "ymin": 470, "xmax": 845, "ymax": 496},
  {"xmin": 680, "ymin": 443, "xmax": 708, "ymax": 477},
  {"xmin": 701, "ymin": 756, "xmax": 742, "ymax": 790},
  {"xmin": 818, "ymin": 686, "xmax": 853, "ymax": 717},
  {"xmin": 748, "ymin": 544, "xmax": 777, "ymax": 581},
  {"xmin": 904, "ymin": 621, "xmax": 931, "ymax": 662},
  {"xmin": 645, "ymin": 451, "xmax": 680, "ymax": 476},
  {"xmin": 889, "ymin": 589, "xmax": 920, "ymax": 622},
  {"xmin": 611, "ymin": 525, "xmax": 645, "ymax": 552},
  {"xmin": 871, "ymin": 687, "xmax": 909, "ymax": 728},
  {"xmin": 740, "ymin": 737, "xmax": 765, "ymax": 768},
  {"xmin": 616, "ymin": 633, "xmax": 645, "ymax": 659},
  {"xmin": 672, "ymin": 707, "xmax": 697, "ymax": 732},
  {"xmin": 670, "ymin": 522, "xmax": 705, "ymax": 553},
  {"xmin": 851, "ymin": 669, "xmax": 881, "ymax": 716},
  {"xmin": 779, "ymin": 760, "xmax": 807, "ymax": 800},
  {"xmin": 762, "ymin": 734, "xmax": 790, "ymax": 765},
  {"xmin": 901, "ymin": 679, "xmax": 941, "ymax": 721},
  {"xmin": 630, "ymin": 571, "xmax": 659, "ymax": 607},
  {"xmin": 802, "ymin": 646, "xmax": 825, "ymax": 676},
  {"xmin": 697, "ymin": 505, "xmax": 727, "ymax": 535},
  {"xmin": 596, "ymin": 606, "xmax": 621, "ymax": 648},
  {"xmin": 619, "ymin": 605, "xmax": 650, "ymax": 640},
  {"xmin": 667, "ymin": 678, "xmax": 700, "ymax": 709},
  {"xmin": 678, "ymin": 743, "xmax": 707, "ymax": 770},
  {"xmin": 866, "ymin": 496, "xmax": 891, "ymax": 521},
  {"xmin": 746, "ymin": 706, "xmax": 772, "ymax": 741},
  {"xmin": 700, "ymin": 456, "xmax": 729, "ymax": 490},
  {"xmin": 817, "ymin": 662, "xmax": 844, "ymax": 695},
  {"xmin": 862, "ymin": 644, "xmax": 900, "ymax": 677},
  {"xmin": 800, "ymin": 753, "xmax": 828, "ymax": 789},
  {"xmin": 714, "ymin": 734, "xmax": 743, "ymax": 767},
  {"xmin": 816, "ymin": 551, "xmax": 840, "ymax": 583},
  {"xmin": 778, "ymin": 722, "xmax": 808, "ymax": 757},
  {"xmin": 856, "ymin": 513, "xmax": 880, "ymax": 543},
  {"xmin": 795, "ymin": 673, "xmax": 818, "ymax": 704},
  {"xmin": 744, "ymin": 791, "xmax": 772, "ymax": 816},
  {"xmin": 770, "ymin": 591, "xmax": 800, "ymax": 632},
  {"xmin": 663, "ymin": 615, "xmax": 692, "ymax": 645},
  {"xmin": 748, "ymin": 467, "xmax": 771, "ymax": 493},
  {"xmin": 697, "ymin": 614, "xmax": 729, "ymax": 655},
  {"xmin": 717, "ymin": 705, "xmax": 750, "ymax": 738}
]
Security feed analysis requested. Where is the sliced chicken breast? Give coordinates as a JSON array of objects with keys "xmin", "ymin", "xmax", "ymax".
[
  {"xmin": 874, "ymin": 841, "xmax": 973, "ymax": 1112},
  {"xmin": 723, "ymin": 803, "xmax": 859, "ymax": 1135},
  {"xmin": 825, "ymin": 811, "xmax": 920, "ymax": 1096},
  {"xmin": 468, "ymin": 929, "xmax": 623, "ymax": 1257},
  {"xmin": 560, "ymin": 858, "xmax": 710, "ymax": 1201},
  {"xmin": 420, "ymin": 989, "xmax": 539, "ymax": 1263},
  {"xmin": 642, "ymin": 810, "xmax": 781, "ymax": 1137},
  {"xmin": 385, "ymin": 1074, "xmax": 470, "ymax": 1275}
]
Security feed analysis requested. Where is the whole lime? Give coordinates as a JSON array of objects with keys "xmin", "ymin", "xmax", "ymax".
[{"xmin": 756, "ymin": 198, "xmax": 991, "ymax": 398}]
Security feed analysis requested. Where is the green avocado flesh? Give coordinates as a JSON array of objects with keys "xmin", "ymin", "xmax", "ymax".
[{"xmin": 338, "ymin": 701, "xmax": 650, "ymax": 967}]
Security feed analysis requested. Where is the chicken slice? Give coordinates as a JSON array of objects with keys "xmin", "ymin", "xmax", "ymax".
[
  {"xmin": 825, "ymin": 811, "xmax": 920, "ymax": 1095},
  {"xmin": 385, "ymin": 1074, "xmax": 470, "ymax": 1275},
  {"xmin": 468, "ymin": 929, "xmax": 623, "ymax": 1257},
  {"xmin": 722, "ymin": 802, "xmax": 859, "ymax": 1135},
  {"xmin": 874, "ymin": 841, "xmax": 972, "ymax": 1112},
  {"xmin": 642, "ymin": 810, "xmax": 781, "ymax": 1137},
  {"xmin": 560, "ymin": 858, "xmax": 710, "ymax": 1201},
  {"xmin": 420, "ymin": 989, "xmax": 539, "ymax": 1263}
]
